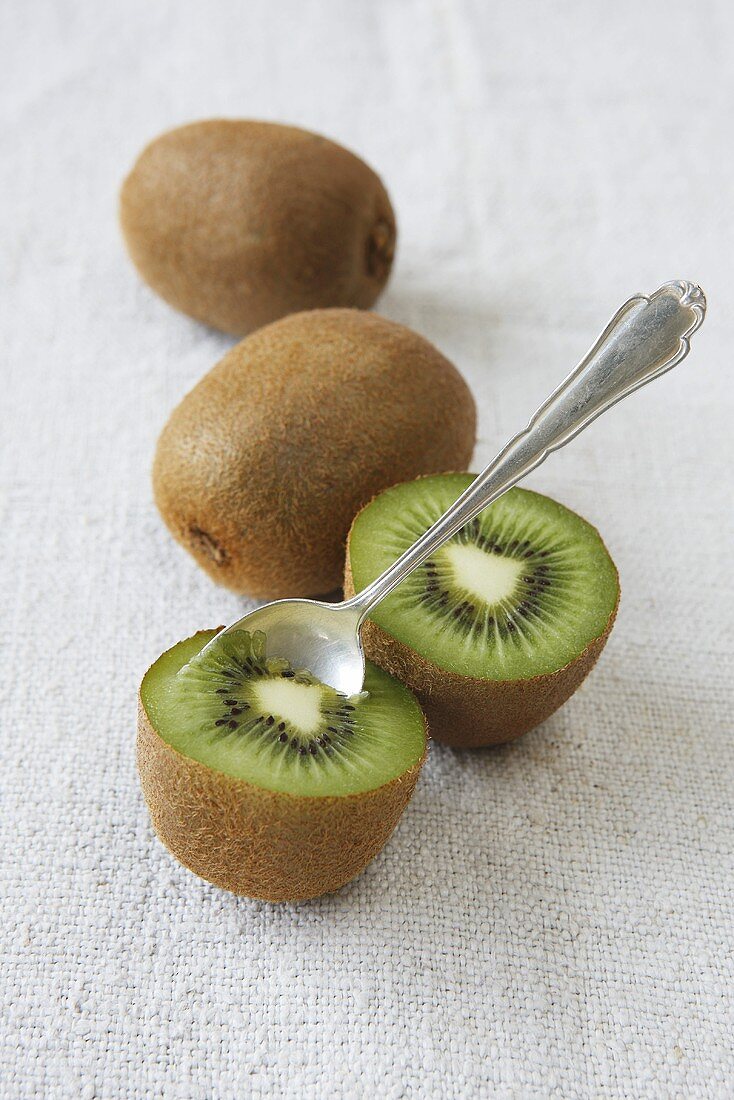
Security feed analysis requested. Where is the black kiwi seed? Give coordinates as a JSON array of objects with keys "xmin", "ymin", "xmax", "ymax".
[
  {"xmin": 309, "ymin": 744, "xmax": 319, "ymax": 756},
  {"xmin": 228, "ymin": 720, "xmax": 239, "ymax": 730},
  {"xmin": 277, "ymin": 721, "xmax": 286, "ymax": 731},
  {"xmin": 278, "ymin": 732, "xmax": 288, "ymax": 743},
  {"xmin": 298, "ymin": 746, "xmax": 308, "ymax": 756},
  {"xmin": 281, "ymin": 670, "xmax": 295, "ymax": 678},
  {"xmin": 214, "ymin": 718, "xmax": 227, "ymax": 726}
]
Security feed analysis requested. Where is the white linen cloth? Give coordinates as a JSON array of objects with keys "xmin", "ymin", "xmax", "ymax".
[{"xmin": 1, "ymin": 1, "xmax": 732, "ymax": 1096}]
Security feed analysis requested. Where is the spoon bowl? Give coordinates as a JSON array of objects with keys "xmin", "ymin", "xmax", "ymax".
[{"xmin": 217, "ymin": 598, "xmax": 366, "ymax": 696}]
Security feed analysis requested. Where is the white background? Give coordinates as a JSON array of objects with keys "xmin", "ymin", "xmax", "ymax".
[{"xmin": 1, "ymin": 1, "xmax": 732, "ymax": 1097}]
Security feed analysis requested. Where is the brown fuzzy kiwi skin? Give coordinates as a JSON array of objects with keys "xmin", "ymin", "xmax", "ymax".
[
  {"xmin": 120, "ymin": 119, "xmax": 397, "ymax": 335},
  {"xmin": 152, "ymin": 309, "xmax": 476, "ymax": 599},
  {"xmin": 136, "ymin": 635, "xmax": 427, "ymax": 902},
  {"xmin": 344, "ymin": 513, "xmax": 620, "ymax": 749}
]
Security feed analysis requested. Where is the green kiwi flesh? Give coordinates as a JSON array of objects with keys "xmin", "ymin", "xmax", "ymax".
[
  {"xmin": 347, "ymin": 474, "xmax": 619, "ymax": 681},
  {"xmin": 140, "ymin": 629, "xmax": 426, "ymax": 797}
]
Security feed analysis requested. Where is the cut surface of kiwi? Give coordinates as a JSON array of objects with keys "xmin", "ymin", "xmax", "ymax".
[
  {"xmin": 349, "ymin": 474, "xmax": 619, "ymax": 680},
  {"xmin": 137, "ymin": 629, "xmax": 426, "ymax": 900},
  {"xmin": 141, "ymin": 629, "xmax": 425, "ymax": 796},
  {"xmin": 345, "ymin": 473, "xmax": 619, "ymax": 747}
]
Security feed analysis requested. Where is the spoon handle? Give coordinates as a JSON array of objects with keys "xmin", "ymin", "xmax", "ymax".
[{"xmin": 349, "ymin": 280, "xmax": 706, "ymax": 622}]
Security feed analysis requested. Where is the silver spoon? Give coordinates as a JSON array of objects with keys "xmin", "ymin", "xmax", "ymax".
[{"xmin": 204, "ymin": 280, "xmax": 706, "ymax": 695}]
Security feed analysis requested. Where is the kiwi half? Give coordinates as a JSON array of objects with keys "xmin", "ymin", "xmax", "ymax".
[
  {"xmin": 137, "ymin": 629, "xmax": 426, "ymax": 901},
  {"xmin": 345, "ymin": 474, "xmax": 619, "ymax": 748}
]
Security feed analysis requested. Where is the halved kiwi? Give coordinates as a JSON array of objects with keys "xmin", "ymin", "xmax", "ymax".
[
  {"xmin": 137, "ymin": 629, "xmax": 426, "ymax": 901},
  {"xmin": 345, "ymin": 473, "xmax": 620, "ymax": 747}
]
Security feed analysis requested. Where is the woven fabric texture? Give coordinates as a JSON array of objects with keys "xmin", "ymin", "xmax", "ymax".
[{"xmin": 1, "ymin": 1, "xmax": 732, "ymax": 1096}]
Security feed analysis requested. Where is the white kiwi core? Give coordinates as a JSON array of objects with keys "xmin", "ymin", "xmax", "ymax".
[
  {"xmin": 253, "ymin": 678, "xmax": 326, "ymax": 736},
  {"xmin": 441, "ymin": 541, "xmax": 523, "ymax": 607}
]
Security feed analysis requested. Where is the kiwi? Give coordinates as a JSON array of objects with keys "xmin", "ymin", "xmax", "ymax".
[
  {"xmin": 345, "ymin": 473, "xmax": 620, "ymax": 748},
  {"xmin": 119, "ymin": 120, "xmax": 396, "ymax": 335},
  {"xmin": 137, "ymin": 628, "xmax": 427, "ymax": 901},
  {"xmin": 153, "ymin": 309, "xmax": 476, "ymax": 598}
]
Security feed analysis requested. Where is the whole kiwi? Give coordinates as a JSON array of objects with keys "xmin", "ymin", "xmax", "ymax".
[
  {"xmin": 119, "ymin": 119, "xmax": 396, "ymax": 335},
  {"xmin": 152, "ymin": 309, "xmax": 476, "ymax": 598}
]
